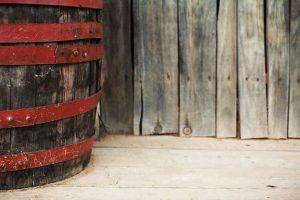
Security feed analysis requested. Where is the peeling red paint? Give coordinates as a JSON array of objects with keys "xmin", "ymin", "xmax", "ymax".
[
  {"xmin": 0, "ymin": 91, "xmax": 103, "ymax": 129},
  {"xmin": 0, "ymin": 136, "xmax": 95, "ymax": 173},
  {"xmin": 0, "ymin": 0, "xmax": 103, "ymax": 9},
  {"xmin": 0, "ymin": 44, "xmax": 103, "ymax": 65},
  {"xmin": 0, "ymin": 22, "xmax": 103, "ymax": 43}
]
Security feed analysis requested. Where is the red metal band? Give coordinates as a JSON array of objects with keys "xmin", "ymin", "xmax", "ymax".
[
  {"xmin": 0, "ymin": 91, "xmax": 102, "ymax": 129},
  {"xmin": 0, "ymin": 22, "xmax": 103, "ymax": 43},
  {"xmin": 0, "ymin": 0, "xmax": 103, "ymax": 9},
  {"xmin": 0, "ymin": 136, "xmax": 95, "ymax": 173},
  {"xmin": 0, "ymin": 44, "xmax": 103, "ymax": 65}
]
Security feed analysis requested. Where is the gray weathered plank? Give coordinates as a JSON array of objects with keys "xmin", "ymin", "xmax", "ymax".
[
  {"xmin": 179, "ymin": 0, "xmax": 217, "ymax": 137},
  {"xmin": 289, "ymin": 0, "xmax": 300, "ymax": 138},
  {"xmin": 238, "ymin": 0, "xmax": 268, "ymax": 139},
  {"xmin": 267, "ymin": 0, "xmax": 290, "ymax": 139},
  {"xmin": 217, "ymin": 0, "xmax": 237, "ymax": 138},
  {"xmin": 101, "ymin": 0, "xmax": 133, "ymax": 134},
  {"xmin": 133, "ymin": 0, "xmax": 178, "ymax": 135}
]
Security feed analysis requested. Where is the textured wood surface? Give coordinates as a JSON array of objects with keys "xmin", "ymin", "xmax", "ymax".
[
  {"xmin": 179, "ymin": 0, "xmax": 217, "ymax": 137},
  {"xmin": 101, "ymin": 0, "xmax": 133, "ymax": 134},
  {"xmin": 267, "ymin": 0, "xmax": 290, "ymax": 139},
  {"xmin": 8, "ymin": 5, "xmax": 37, "ymax": 188},
  {"xmin": 0, "ymin": 5, "xmax": 100, "ymax": 189},
  {"xmin": 238, "ymin": 0, "xmax": 268, "ymax": 139},
  {"xmin": 2, "ymin": 135, "xmax": 300, "ymax": 200},
  {"xmin": 99, "ymin": 0, "xmax": 297, "ymax": 139},
  {"xmin": 33, "ymin": 6, "xmax": 62, "ymax": 187},
  {"xmin": 217, "ymin": 0, "xmax": 237, "ymax": 138},
  {"xmin": 0, "ymin": 6, "xmax": 10, "ymax": 156},
  {"xmin": 289, "ymin": 0, "xmax": 300, "ymax": 138},
  {"xmin": 133, "ymin": 0, "xmax": 178, "ymax": 135}
]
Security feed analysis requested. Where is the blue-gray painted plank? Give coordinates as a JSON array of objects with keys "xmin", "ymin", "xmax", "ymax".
[{"xmin": 133, "ymin": 0, "xmax": 178, "ymax": 135}]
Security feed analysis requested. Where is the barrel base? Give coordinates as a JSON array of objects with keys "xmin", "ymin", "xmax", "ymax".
[{"xmin": 0, "ymin": 151, "xmax": 91, "ymax": 190}]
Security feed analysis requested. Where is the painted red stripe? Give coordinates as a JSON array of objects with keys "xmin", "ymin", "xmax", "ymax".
[
  {"xmin": 0, "ymin": 0, "xmax": 103, "ymax": 9},
  {"xmin": 0, "ymin": 91, "xmax": 102, "ymax": 129},
  {"xmin": 0, "ymin": 136, "xmax": 95, "ymax": 173},
  {"xmin": 0, "ymin": 22, "xmax": 103, "ymax": 43},
  {"xmin": 0, "ymin": 44, "xmax": 103, "ymax": 65}
]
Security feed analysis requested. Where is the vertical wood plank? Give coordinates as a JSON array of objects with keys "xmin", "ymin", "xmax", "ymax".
[
  {"xmin": 179, "ymin": 0, "xmax": 217, "ymax": 137},
  {"xmin": 267, "ymin": 0, "xmax": 290, "ymax": 139},
  {"xmin": 33, "ymin": 6, "xmax": 62, "ymax": 186},
  {"xmin": 289, "ymin": 0, "xmax": 300, "ymax": 138},
  {"xmin": 0, "ymin": 67, "xmax": 11, "ymax": 188},
  {"xmin": 74, "ymin": 9, "xmax": 91, "ymax": 141},
  {"xmin": 102, "ymin": 0, "xmax": 133, "ymax": 134},
  {"xmin": 0, "ymin": 5, "xmax": 11, "ymax": 188},
  {"xmin": 133, "ymin": 0, "xmax": 178, "ymax": 135},
  {"xmin": 0, "ymin": 6, "xmax": 10, "ymax": 156},
  {"xmin": 217, "ymin": 0, "xmax": 237, "ymax": 138},
  {"xmin": 88, "ymin": 9, "xmax": 98, "ymax": 139},
  {"xmin": 0, "ymin": 68, "xmax": 10, "ymax": 154},
  {"xmin": 238, "ymin": 0, "xmax": 268, "ymax": 139},
  {"xmin": 9, "ymin": 6, "xmax": 36, "ymax": 188},
  {"xmin": 57, "ymin": 8, "xmax": 77, "ymax": 178}
]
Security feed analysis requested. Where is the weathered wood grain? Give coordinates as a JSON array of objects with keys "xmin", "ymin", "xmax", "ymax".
[
  {"xmin": 8, "ymin": 6, "xmax": 37, "ymax": 188},
  {"xmin": 267, "ymin": 0, "xmax": 290, "ymax": 139},
  {"xmin": 217, "ymin": 0, "xmax": 237, "ymax": 138},
  {"xmin": 102, "ymin": 0, "xmax": 133, "ymax": 134},
  {"xmin": 3, "ymin": 135, "xmax": 300, "ymax": 200},
  {"xmin": 133, "ymin": 0, "xmax": 178, "ymax": 135},
  {"xmin": 0, "ymin": 6, "xmax": 10, "ymax": 156},
  {"xmin": 0, "ymin": 5, "xmax": 100, "ymax": 189},
  {"xmin": 0, "ymin": 6, "xmax": 11, "ymax": 188},
  {"xmin": 179, "ymin": 0, "xmax": 217, "ymax": 137},
  {"xmin": 238, "ymin": 0, "xmax": 268, "ymax": 139},
  {"xmin": 88, "ymin": 10, "xmax": 98, "ymax": 139},
  {"xmin": 33, "ymin": 6, "xmax": 62, "ymax": 186},
  {"xmin": 289, "ymin": 0, "xmax": 300, "ymax": 138}
]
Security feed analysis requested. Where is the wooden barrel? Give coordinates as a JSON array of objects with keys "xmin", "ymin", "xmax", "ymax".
[{"xmin": 0, "ymin": 0, "xmax": 103, "ymax": 189}]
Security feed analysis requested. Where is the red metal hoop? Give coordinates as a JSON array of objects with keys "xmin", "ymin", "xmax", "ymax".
[
  {"xmin": 0, "ymin": 22, "xmax": 103, "ymax": 43},
  {"xmin": 0, "ymin": 136, "xmax": 95, "ymax": 173},
  {"xmin": 0, "ymin": 0, "xmax": 103, "ymax": 9},
  {"xmin": 0, "ymin": 44, "xmax": 103, "ymax": 65},
  {"xmin": 0, "ymin": 91, "xmax": 102, "ymax": 129}
]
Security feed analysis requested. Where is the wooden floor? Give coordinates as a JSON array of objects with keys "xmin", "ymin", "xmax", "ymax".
[{"xmin": 1, "ymin": 134, "xmax": 300, "ymax": 200}]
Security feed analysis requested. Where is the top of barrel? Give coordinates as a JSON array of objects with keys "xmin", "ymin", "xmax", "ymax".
[{"xmin": 0, "ymin": 0, "xmax": 103, "ymax": 9}]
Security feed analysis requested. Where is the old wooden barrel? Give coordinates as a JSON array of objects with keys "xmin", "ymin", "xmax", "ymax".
[{"xmin": 0, "ymin": 0, "xmax": 103, "ymax": 189}]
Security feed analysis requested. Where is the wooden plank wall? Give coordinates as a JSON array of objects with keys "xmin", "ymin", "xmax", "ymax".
[
  {"xmin": 179, "ymin": 0, "xmax": 217, "ymax": 137},
  {"xmin": 133, "ymin": 0, "xmax": 178, "ymax": 135},
  {"xmin": 267, "ymin": 0, "xmax": 290, "ymax": 139},
  {"xmin": 102, "ymin": 0, "xmax": 299, "ymax": 139},
  {"xmin": 238, "ymin": 0, "xmax": 268, "ymax": 139},
  {"xmin": 217, "ymin": 0, "xmax": 237, "ymax": 138},
  {"xmin": 101, "ymin": 0, "xmax": 133, "ymax": 134},
  {"xmin": 289, "ymin": 0, "xmax": 300, "ymax": 138}
]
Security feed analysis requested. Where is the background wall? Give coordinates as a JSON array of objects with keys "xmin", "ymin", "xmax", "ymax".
[{"xmin": 101, "ymin": 0, "xmax": 300, "ymax": 139}]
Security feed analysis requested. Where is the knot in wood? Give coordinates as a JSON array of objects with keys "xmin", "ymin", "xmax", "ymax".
[{"xmin": 183, "ymin": 127, "xmax": 192, "ymax": 135}]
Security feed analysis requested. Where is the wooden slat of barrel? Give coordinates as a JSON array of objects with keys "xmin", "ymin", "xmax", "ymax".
[{"xmin": 0, "ymin": 3, "xmax": 102, "ymax": 190}]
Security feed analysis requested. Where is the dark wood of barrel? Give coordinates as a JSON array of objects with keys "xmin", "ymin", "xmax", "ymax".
[{"xmin": 0, "ymin": 0, "xmax": 103, "ymax": 189}]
